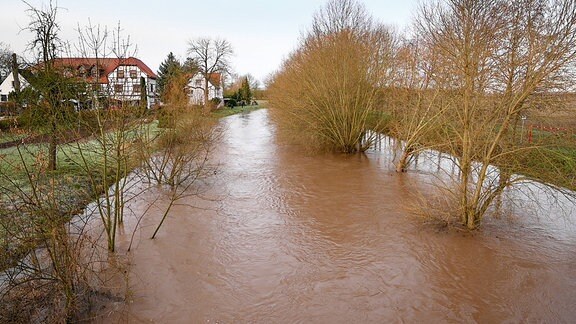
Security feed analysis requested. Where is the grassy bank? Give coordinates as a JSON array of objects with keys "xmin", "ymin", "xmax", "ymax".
[
  {"xmin": 210, "ymin": 102, "xmax": 266, "ymax": 118},
  {"xmin": 0, "ymin": 118, "xmax": 159, "ymax": 269},
  {"xmin": 0, "ymin": 102, "xmax": 260, "ymax": 268}
]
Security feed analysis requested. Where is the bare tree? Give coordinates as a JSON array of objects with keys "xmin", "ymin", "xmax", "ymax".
[
  {"xmin": 310, "ymin": 0, "xmax": 373, "ymax": 38},
  {"xmin": 269, "ymin": 0, "xmax": 397, "ymax": 153},
  {"xmin": 72, "ymin": 21, "xmax": 144, "ymax": 253},
  {"xmin": 187, "ymin": 38, "xmax": 233, "ymax": 112},
  {"xmin": 24, "ymin": 0, "xmax": 62, "ymax": 68},
  {"xmin": 416, "ymin": 0, "xmax": 576, "ymax": 229},
  {"xmin": 21, "ymin": 0, "xmax": 71, "ymax": 171},
  {"xmin": 0, "ymin": 42, "xmax": 12, "ymax": 83},
  {"xmin": 379, "ymin": 36, "xmax": 451, "ymax": 173}
]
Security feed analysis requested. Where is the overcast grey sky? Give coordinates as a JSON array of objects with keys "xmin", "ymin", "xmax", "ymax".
[{"xmin": 1, "ymin": 0, "xmax": 417, "ymax": 84}]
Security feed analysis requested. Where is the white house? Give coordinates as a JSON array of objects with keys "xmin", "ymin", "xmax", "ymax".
[
  {"xmin": 188, "ymin": 72, "xmax": 224, "ymax": 107},
  {"xmin": 0, "ymin": 71, "xmax": 29, "ymax": 103},
  {"xmin": 50, "ymin": 57, "xmax": 158, "ymax": 109},
  {"xmin": 0, "ymin": 57, "xmax": 158, "ymax": 109}
]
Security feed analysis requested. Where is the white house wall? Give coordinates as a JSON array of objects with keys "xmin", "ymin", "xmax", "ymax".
[
  {"xmin": 108, "ymin": 65, "xmax": 157, "ymax": 108},
  {"xmin": 0, "ymin": 72, "xmax": 29, "ymax": 102},
  {"xmin": 188, "ymin": 73, "xmax": 223, "ymax": 106}
]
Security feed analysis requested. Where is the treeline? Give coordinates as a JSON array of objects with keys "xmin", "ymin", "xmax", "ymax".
[{"xmin": 269, "ymin": 0, "xmax": 576, "ymax": 229}]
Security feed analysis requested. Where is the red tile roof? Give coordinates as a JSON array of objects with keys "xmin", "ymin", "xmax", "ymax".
[
  {"xmin": 207, "ymin": 73, "xmax": 221, "ymax": 87},
  {"xmin": 187, "ymin": 72, "xmax": 222, "ymax": 88},
  {"xmin": 42, "ymin": 57, "xmax": 157, "ymax": 83}
]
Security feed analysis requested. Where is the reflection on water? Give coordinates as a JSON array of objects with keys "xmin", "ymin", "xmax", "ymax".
[{"xmin": 105, "ymin": 109, "xmax": 576, "ymax": 323}]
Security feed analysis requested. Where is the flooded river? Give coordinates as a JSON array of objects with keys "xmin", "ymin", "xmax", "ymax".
[{"xmin": 104, "ymin": 109, "xmax": 576, "ymax": 323}]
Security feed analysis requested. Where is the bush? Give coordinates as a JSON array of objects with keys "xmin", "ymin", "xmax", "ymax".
[
  {"xmin": 0, "ymin": 118, "xmax": 17, "ymax": 131},
  {"xmin": 226, "ymin": 99, "xmax": 237, "ymax": 108},
  {"xmin": 77, "ymin": 109, "xmax": 101, "ymax": 131},
  {"xmin": 210, "ymin": 97, "xmax": 221, "ymax": 106},
  {"xmin": 209, "ymin": 97, "xmax": 222, "ymax": 110},
  {"xmin": 156, "ymin": 107, "xmax": 175, "ymax": 128},
  {"xmin": 0, "ymin": 102, "xmax": 18, "ymax": 116}
]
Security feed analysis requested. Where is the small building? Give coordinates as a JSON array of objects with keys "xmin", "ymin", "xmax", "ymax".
[{"xmin": 188, "ymin": 72, "xmax": 223, "ymax": 107}]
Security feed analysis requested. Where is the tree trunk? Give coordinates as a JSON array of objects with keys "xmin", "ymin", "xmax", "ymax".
[
  {"xmin": 396, "ymin": 150, "xmax": 410, "ymax": 173},
  {"xmin": 48, "ymin": 120, "xmax": 57, "ymax": 171},
  {"xmin": 203, "ymin": 77, "xmax": 210, "ymax": 113},
  {"xmin": 140, "ymin": 76, "xmax": 148, "ymax": 115}
]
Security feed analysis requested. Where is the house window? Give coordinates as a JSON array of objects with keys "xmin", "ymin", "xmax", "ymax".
[
  {"xmin": 114, "ymin": 84, "xmax": 124, "ymax": 93},
  {"xmin": 0, "ymin": 95, "xmax": 7, "ymax": 102},
  {"xmin": 150, "ymin": 83, "xmax": 154, "ymax": 92},
  {"xmin": 133, "ymin": 85, "xmax": 140, "ymax": 94},
  {"xmin": 117, "ymin": 68, "xmax": 125, "ymax": 79},
  {"xmin": 195, "ymin": 79, "xmax": 202, "ymax": 87},
  {"xmin": 130, "ymin": 69, "xmax": 137, "ymax": 79}
]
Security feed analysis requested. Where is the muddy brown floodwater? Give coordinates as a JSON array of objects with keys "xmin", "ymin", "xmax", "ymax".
[{"xmin": 101, "ymin": 109, "xmax": 576, "ymax": 323}]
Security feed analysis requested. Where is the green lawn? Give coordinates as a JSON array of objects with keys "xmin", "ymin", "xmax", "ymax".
[{"xmin": 0, "ymin": 132, "xmax": 27, "ymax": 145}]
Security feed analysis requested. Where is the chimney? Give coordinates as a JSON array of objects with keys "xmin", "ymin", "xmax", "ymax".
[{"xmin": 12, "ymin": 53, "xmax": 20, "ymax": 92}]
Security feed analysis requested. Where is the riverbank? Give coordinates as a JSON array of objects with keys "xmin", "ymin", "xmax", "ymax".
[
  {"xmin": 0, "ymin": 106, "xmax": 262, "ymax": 322},
  {"xmin": 210, "ymin": 102, "xmax": 266, "ymax": 118},
  {"xmin": 93, "ymin": 109, "xmax": 576, "ymax": 322}
]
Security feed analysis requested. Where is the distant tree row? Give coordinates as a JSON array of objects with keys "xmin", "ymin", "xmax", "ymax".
[{"xmin": 224, "ymin": 74, "xmax": 259, "ymax": 104}]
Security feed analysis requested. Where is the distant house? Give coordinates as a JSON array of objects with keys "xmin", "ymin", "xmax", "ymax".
[
  {"xmin": 188, "ymin": 72, "xmax": 223, "ymax": 107},
  {"xmin": 1, "ymin": 57, "xmax": 158, "ymax": 109},
  {"xmin": 0, "ymin": 71, "xmax": 29, "ymax": 103},
  {"xmin": 49, "ymin": 57, "xmax": 158, "ymax": 109}
]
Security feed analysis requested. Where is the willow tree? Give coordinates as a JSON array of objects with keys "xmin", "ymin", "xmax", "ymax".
[
  {"xmin": 416, "ymin": 0, "xmax": 576, "ymax": 229},
  {"xmin": 383, "ymin": 37, "xmax": 450, "ymax": 172},
  {"xmin": 269, "ymin": 0, "xmax": 397, "ymax": 153}
]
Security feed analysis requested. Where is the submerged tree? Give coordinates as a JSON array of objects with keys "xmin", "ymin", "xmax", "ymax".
[
  {"xmin": 383, "ymin": 37, "xmax": 448, "ymax": 173},
  {"xmin": 269, "ymin": 0, "xmax": 397, "ymax": 153},
  {"xmin": 416, "ymin": 0, "xmax": 576, "ymax": 229}
]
